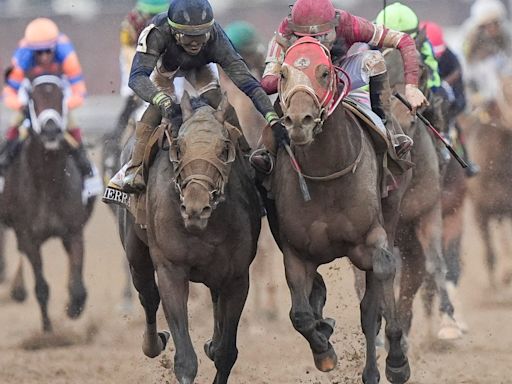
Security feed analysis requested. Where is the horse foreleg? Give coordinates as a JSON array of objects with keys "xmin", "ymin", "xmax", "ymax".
[
  {"xmin": 156, "ymin": 263, "xmax": 197, "ymax": 384},
  {"xmin": 396, "ymin": 225, "xmax": 426, "ymax": 343},
  {"xmin": 25, "ymin": 244, "xmax": 51, "ymax": 332},
  {"xmin": 476, "ymin": 209, "xmax": 496, "ymax": 289},
  {"xmin": 360, "ymin": 270, "xmax": 380, "ymax": 384},
  {"xmin": 369, "ymin": 228, "xmax": 410, "ymax": 384},
  {"xmin": 62, "ymin": 233, "xmax": 87, "ymax": 319},
  {"xmin": 10, "ymin": 255, "xmax": 27, "ymax": 302},
  {"xmin": 211, "ymin": 274, "xmax": 250, "ymax": 384},
  {"xmin": 284, "ymin": 248, "xmax": 337, "ymax": 372},
  {"xmin": 416, "ymin": 205, "xmax": 461, "ymax": 340},
  {"xmin": 125, "ymin": 230, "xmax": 165, "ymax": 358}
]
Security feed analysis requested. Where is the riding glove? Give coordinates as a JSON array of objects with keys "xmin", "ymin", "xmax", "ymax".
[
  {"xmin": 271, "ymin": 121, "xmax": 290, "ymax": 148},
  {"xmin": 153, "ymin": 92, "xmax": 174, "ymax": 119},
  {"xmin": 405, "ymin": 84, "xmax": 429, "ymax": 111}
]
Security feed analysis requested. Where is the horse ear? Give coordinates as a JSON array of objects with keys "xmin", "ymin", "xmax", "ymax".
[
  {"xmin": 181, "ymin": 91, "xmax": 193, "ymax": 121},
  {"xmin": 214, "ymin": 92, "xmax": 230, "ymax": 123}
]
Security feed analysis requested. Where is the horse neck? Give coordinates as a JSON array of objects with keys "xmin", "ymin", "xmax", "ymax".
[{"xmin": 293, "ymin": 107, "xmax": 361, "ymax": 175}]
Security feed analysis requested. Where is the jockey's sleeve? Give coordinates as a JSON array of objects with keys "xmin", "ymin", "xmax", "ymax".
[
  {"xmin": 2, "ymin": 49, "xmax": 26, "ymax": 110},
  {"xmin": 128, "ymin": 25, "xmax": 167, "ymax": 104},
  {"xmin": 261, "ymin": 34, "xmax": 286, "ymax": 94},
  {"xmin": 420, "ymin": 40, "xmax": 441, "ymax": 90},
  {"xmin": 56, "ymin": 35, "xmax": 87, "ymax": 108},
  {"xmin": 336, "ymin": 10, "xmax": 420, "ymax": 86},
  {"xmin": 215, "ymin": 28, "xmax": 278, "ymax": 123}
]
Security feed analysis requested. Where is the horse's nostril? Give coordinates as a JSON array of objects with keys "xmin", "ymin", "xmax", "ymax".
[
  {"xmin": 302, "ymin": 115, "xmax": 315, "ymax": 126},
  {"xmin": 201, "ymin": 205, "xmax": 212, "ymax": 217},
  {"xmin": 284, "ymin": 116, "xmax": 293, "ymax": 128},
  {"xmin": 180, "ymin": 204, "xmax": 187, "ymax": 216}
]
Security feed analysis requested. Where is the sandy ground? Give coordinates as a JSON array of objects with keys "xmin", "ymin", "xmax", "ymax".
[{"xmin": 0, "ymin": 148, "xmax": 511, "ymax": 384}]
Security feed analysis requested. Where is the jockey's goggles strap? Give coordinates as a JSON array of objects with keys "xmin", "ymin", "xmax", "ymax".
[{"xmin": 167, "ymin": 18, "xmax": 214, "ymax": 34}]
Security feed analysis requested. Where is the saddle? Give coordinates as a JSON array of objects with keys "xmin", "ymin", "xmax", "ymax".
[{"xmin": 342, "ymin": 96, "xmax": 414, "ymax": 196}]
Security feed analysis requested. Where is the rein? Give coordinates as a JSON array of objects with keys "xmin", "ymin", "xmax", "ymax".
[{"xmin": 289, "ymin": 113, "xmax": 364, "ymax": 182}]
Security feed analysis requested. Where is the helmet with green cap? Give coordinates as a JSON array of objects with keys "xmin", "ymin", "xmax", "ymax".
[
  {"xmin": 375, "ymin": 2, "xmax": 419, "ymax": 34},
  {"xmin": 167, "ymin": 0, "xmax": 214, "ymax": 36},
  {"xmin": 136, "ymin": 0, "xmax": 169, "ymax": 15},
  {"xmin": 224, "ymin": 21, "xmax": 259, "ymax": 52}
]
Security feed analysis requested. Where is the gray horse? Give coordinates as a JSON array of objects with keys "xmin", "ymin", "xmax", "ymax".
[
  {"xmin": 118, "ymin": 92, "xmax": 261, "ymax": 384},
  {"xmin": 0, "ymin": 75, "xmax": 95, "ymax": 332}
]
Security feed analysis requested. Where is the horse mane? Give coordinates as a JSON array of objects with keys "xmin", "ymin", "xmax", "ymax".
[{"xmin": 169, "ymin": 96, "xmax": 211, "ymax": 130}]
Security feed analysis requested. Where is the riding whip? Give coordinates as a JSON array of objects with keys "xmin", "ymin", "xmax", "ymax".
[
  {"xmin": 393, "ymin": 92, "xmax": 468, "ymax": 168},
  {"xmin": 284, "ymin": 143, "xmax": 312, "ymax": 202}
]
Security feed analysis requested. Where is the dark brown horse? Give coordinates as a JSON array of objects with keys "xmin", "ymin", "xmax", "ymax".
[
  {"xmin": 118, "ymin": 92, "xmax": 261, "ymax": 384},
  {"xmin": 265, "ymin": 37, "xmax": 410, "ymax": 384},
  {"xmin": 384, "ymin": 48, "xmax": 462, "ymax": 342},
  {"xmin": 0, "ymin": 74, "xmax": 95, "ymax": 332}
]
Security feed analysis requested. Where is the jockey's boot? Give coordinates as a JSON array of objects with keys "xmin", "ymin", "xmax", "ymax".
[
  {"xmin": 369, "ymin": 72, "xmax": 413, "ymax": 159},
  {"xmin": 121, "ymin": 121, "xmax": 154, "ymax": 193},
  {"xmin": 0, "ymin": 126, "xmax": 23, "ymax": 175}
]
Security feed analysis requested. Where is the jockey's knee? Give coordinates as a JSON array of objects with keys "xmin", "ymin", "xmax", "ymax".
[
  {"xmin": 140, "ymin": 104, "xmax": 162, "ymax": 128},
  {"xmin": 362, "ymin": 50, "xmax": 387, "ymax": 77}
]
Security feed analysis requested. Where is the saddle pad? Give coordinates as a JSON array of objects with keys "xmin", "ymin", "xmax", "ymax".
[{"xmin": 342, "ymin": 96, "xmax": 391, "ymax": 151}]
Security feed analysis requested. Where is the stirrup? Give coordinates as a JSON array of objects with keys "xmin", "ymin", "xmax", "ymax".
[
  {"xmin": 394, "ymin": 134, "xmax": 414, "ymax": 159},
  {"xmin": 249, "ymin": 148, "xmax": 274, "ymax": 175},
  {"xmin": 121, "ymin": 165, "xmax": 145, "ymax": 194}
]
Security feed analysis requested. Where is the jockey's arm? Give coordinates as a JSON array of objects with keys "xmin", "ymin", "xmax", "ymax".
[
  {"xmin": 215, "ymin": 29, "xmax": 279, "ymax": 124},
  {"xmin": 128, "ymin": 25, "xmax": 167, "ymax": 106},
  {"xmin": 62, "ymin": 51, "xmax": 87, "ymax": 109},
  {"xmin": 2, "ymin": 61, "xmax": 24, "ymax": 110}
]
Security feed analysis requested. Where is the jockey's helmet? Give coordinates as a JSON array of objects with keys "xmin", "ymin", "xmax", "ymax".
[
  {"xmin": 224, "ymin": 21, "xmax": 259, "ymax": 52},
  {"xmin": 375, "ymin": 2, "xmax": 419, "ymax": 35},
  {"xmin": 421, "ymin": 21, "xmax": 446, "ymax": 58},
  {"xmin": 167, "ymin": 0, "xmax": 214, "ymax": 36},
  {"xmin": 289, "ymin": 0, "xmax": 337, "ymax": 37},
  {"xmin": 470, "ymin": 0, "xmax": 506, "ymax": 28},
  {"xmin": 24, "ymin": 18, "xmax": 59, "ymax": 51},
  {"xmin": 136, "ymin": 0, "xmax": 169, "ymax": 15}
]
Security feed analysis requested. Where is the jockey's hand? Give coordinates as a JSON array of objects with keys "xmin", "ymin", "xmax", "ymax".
[
  {"xmin": 405, "ymin": 84, "xmax": 429, "ymax": 112},
  {"xmin": 154, "ymin": 92, "xmax": 174, "ymax": 119},
  {"xmin": 271, "ymin": 121, "xmax": 290, "ymax": 148}
]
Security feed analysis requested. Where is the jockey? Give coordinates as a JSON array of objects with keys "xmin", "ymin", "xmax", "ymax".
[
  {"xmin": 261, "ymin": 0, "xmax": 427, "ymax": 165},
  {"xmin": 463, "ymin": 0, "xmax": 512, "ymax": 106},
  {"xmin": 116, "ymin": 0, "xmax": 288, "ymax": 193},
  {"xmin": 375, "ymin": 3, "xmax": 450, "ymax": 165},
  {"xmin": 114, "ymin": 0, "xmax": 170, "ymax": 135},
  {"xmin": 0, "ymin": 18, "xmax": 92, "ymax": 179},
  {"xmin": 463, "ymin": 0, "xmax": 511, "ymax": 65},
  {"xmin": 375, "ymin": 2, "xmax": 441, "ymax": 92},
  {"xmin": 224, "ymin": 21, "xmax": 265, "ymax": 79},
  {"xmin": 422, "ymin": 20, "xmax": 480, "ymax": 177}
]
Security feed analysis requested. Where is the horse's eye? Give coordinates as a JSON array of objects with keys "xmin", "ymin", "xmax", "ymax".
[
  {"xmin": 220, "ymin": 146, "xmax": 229, "ymax": 162},
  {"xmin": 322, "ymin": 70, "xmax": 329, "ymax": 79}
]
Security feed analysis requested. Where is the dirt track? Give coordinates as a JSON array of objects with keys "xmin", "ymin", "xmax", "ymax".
[{"xmin": 0, "ymin": 150, "xmax": 511, "ymax": 384}]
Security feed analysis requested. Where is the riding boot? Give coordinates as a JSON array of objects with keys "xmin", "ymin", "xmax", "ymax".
[
  {"xmin": 121, "ymin": 121, "xmax": 154, "ymax": 193},
  {"xmin": 0, "ymin": 138, "xmax": 22, "ymax": 174},
  {"xmin": 369, "ymin": 72, "xmax": 413, "ymax": 158}
]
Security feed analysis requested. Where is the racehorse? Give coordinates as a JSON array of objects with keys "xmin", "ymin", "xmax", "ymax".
[
  {"xmin": 384, "ymin": 48, "xmax": 462, "ymax": 342},
  {"xmin": 0, "ymin": 74, "xmax": 95, "ymax": 332},
  {"xmin": 118, "ymin": 92, "xmax": 261, "ymax": 384},
  {"xmin": 466, "ymin": 70, "xmax": 512, "ymax": 290},
  {"xmin": 266, "ymin": 37, "xmax": 410, "ymax": 384}
]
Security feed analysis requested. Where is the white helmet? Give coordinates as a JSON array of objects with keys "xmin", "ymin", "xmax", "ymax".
[{"xmin": 470, "ymin": 0, "xmax": 507, "ymax": 27}]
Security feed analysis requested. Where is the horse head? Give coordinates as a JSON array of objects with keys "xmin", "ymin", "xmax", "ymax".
[
  {"xmin": 169, "ymin": 92, "xmax": 239, "ymax": 232},
  {"xmin": 27, "ymin": 75, "xmax": 67, "ymax": 150},
  {"xmin": 279, "ymin": 36, "xmax": 347, "ymax": 145}
]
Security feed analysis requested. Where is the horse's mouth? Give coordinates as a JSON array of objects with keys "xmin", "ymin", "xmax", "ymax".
[{"xmin": 183, "ymin": 217, "xmax": 209, "ymax": 233}]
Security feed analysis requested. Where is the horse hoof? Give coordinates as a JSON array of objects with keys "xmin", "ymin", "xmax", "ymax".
[
  {"xmin": 204, "ymin": 339, "xmax": 215, "ymax": 361},
  {"xmin": 437, "ymin": 315, "xmax": 462, "ymax": 340},
  {"xmin": 385, "ymin": 359, "xmax": 410, "ymax": 384},
  {"xmin": 142, "ymin": 330, "xmax": 169, "ymax": 358},
  {"xmin": 10, "ymin": 286, "xmax": 27, "ymax": 302},
  {"xmin": 66, "ymin": 302, "xmax": 84, "ymax": 319},
  {"xmin": 313, "ymin": 344, "xmax": 338, "ymax": 372},
  {"xmin": 363, "ymin": 370, "xmax": 380, "ymax": 384}
]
